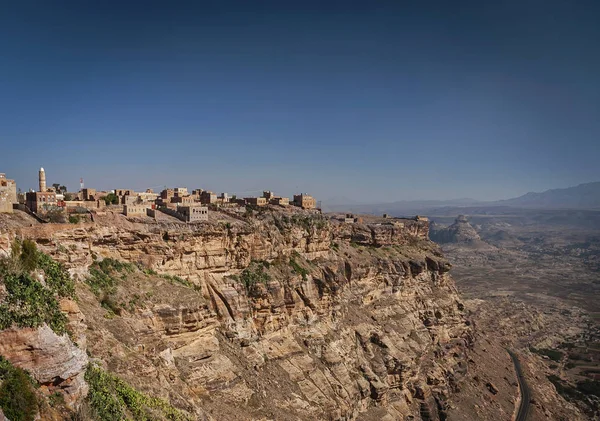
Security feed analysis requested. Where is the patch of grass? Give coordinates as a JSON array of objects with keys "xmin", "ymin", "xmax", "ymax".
[
  {"xmin": 68, "ymin": 215, "xmax": 80, "ymax": 224},
  {"xmin": 85, "ymin": 365, "xmax": 191, "ymax": 421},
  {"xmin": 0, "ymin": 357, "xmax": 38, "ymax": 421},
  {"xmin": 330, "ymin": 242, "xmax": 339, "ymax": 251}
]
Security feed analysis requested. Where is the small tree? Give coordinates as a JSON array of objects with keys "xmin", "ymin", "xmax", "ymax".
[{"xmin": 104, "ymin": 193, "xmax": 119, "ymax": 205}]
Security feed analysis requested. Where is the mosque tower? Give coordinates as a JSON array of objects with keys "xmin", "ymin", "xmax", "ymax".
[{"xmin": 39, "ymin": 167, "xmax": 46, "ymax": 192}]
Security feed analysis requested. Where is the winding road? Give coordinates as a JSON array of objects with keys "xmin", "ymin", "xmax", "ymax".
[{"xmin": 507, "ymin": 350, "xmax": 531, "ymax": 421}]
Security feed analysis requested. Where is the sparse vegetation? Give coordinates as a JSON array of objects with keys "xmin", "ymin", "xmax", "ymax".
[
  {"xmin": 69, "ymin": 215, "xmax": 80, "ymax": 224},
  {"xmin": 85, "ymin": 365, "xmax": 191, "ymax": 421},
  {"xmin": 160, "ymin": 273, "xmax": 200, "ymax": 291},
  {"xmin": 237, "ymin": 261, "xmax": 271, "ymax": 292},
  {"xmin": 86, "ymin": 258, "xmax": 135, "ymax": 296},
  {"xmin": 289, "ymin": 256, "xmax": 309, "ymax": 281},
  {"xmin": 0, "ymin": 357, "xmax": 38, "ymax": 421},
  {"xmin": 0, "ymin": 240, "xmax": 74, "ymax": 335}
]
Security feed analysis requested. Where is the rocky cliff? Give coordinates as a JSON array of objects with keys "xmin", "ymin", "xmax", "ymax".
[{"xmin": 1, "ymin": 209, "xmax": 474, "ymax": 420}]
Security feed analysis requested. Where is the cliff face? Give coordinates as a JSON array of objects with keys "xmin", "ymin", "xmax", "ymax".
[{"xmin": 5, "ymin": 210, "xmax": 471, "ymax": 420}]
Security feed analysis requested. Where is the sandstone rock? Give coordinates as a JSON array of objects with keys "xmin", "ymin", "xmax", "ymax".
[{"xmin": 0, "ymin": 324, "xmax": 88, "ymax": 407}]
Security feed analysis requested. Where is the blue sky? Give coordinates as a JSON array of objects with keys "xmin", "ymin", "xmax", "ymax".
[{"xmin": 1, "ymin": 0, "xmax": 599, "ymax": 202}]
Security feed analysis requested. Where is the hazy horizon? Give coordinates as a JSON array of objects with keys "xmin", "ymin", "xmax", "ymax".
[{"xmin": 2, "ymin": 1, "xmax": 599, "ymax": 202}]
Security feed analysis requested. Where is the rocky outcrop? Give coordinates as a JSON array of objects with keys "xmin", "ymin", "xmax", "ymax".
[
  {"xmin": 430, "ymin": 215, "xmax": 482, "ymax": 245},
  {"xmin": 0, "ymin": 324, "xmax": 88, "ymax": 407}
]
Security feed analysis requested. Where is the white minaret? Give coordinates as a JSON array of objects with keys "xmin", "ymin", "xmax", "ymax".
[{"xmin": 39, "ymin": 167, "xmax": 46, "ymax": 192}]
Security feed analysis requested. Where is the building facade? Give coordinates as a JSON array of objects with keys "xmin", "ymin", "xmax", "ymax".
[
  {"xmin": 200, "ymin": 191, "xmax": 217, "ymax": 204},
  {"xmin": 0, "ymin": 173, "xmax": 17, "ymax": 213},
  {"xmin": 26, "ymin": 191, "xmax": 58, "ymax": 213},
  {"xmin": 245, "ymin": 197, "xmax": 267, "ymax": 206},
  {"xmin": 123, "ymin": 204, "xmax": 150, "ymax": 216},
  {"xmin": 177, "ymin": 205, "xmax": 208, "ymax": 222},
  {"xmin": 293, "ymin": 194, "xmax": 316, "ymax": 209}
]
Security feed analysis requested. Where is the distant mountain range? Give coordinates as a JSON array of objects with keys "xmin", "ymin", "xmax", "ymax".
[
  {"xmin": 326, "ymin": 182, "xmax": 600, "ymax": 214},
  {"xmin": 495, "ymin": 182, "xmax": 600, "ymax": 209}
]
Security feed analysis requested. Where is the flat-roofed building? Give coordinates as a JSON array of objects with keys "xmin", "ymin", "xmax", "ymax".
[
  {"xmin": 171, "ymin": 195, "xmax": 195, "ymax": 204},
  {"xmin": 293, "ymin": 194, "xmax": 316, "ymax": 209},
  {"xmin": 123, "ymin": 204, "xmax": 150, "ymax": 217},
  {"xmin": 174, "ymin": 187, "xmax": 188, "ymax": 197},
  {"xmin": 245, "ymin": 197, "xmax": 267, "ymax": 206},
  {"xmin": 82, "ymin": 188, "xmax": 97, "ymax": 201},
  {"xmin": 270, "ymin": 197, "xmax": 289, "ymax": 206},
  {"xmin": 26, "ymin": 191, "xmax": 58, "ymax": 213},
  {"xmin": 177, "ymin": 204, "xmax": 208, "ymax": 222},
  {"xmin": 200, "ymin": 191, "xmax": 217, "ymax": 204}
]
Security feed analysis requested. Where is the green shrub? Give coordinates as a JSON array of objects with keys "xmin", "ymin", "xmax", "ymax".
[
  {"xmin": 85, "ymin": 366, "xmax": 190, "ymax": 421},
  {"xmin": 37, "ymin": 252, "xmax": 75, "ymax": 298},
  {"xmin": 103, "ymin": 193, "xmax": 119, "ymax": 205},
  {"xmin": 0, "ymin": 273, "xmax": 68, "ymax": 335},
  {"xmin": 0, "ymin": 357, "xmax": 38, "ymax": 421},
  {"xmin": 68, "ymin": 215, "xmax": 80, "ymax": 224},
  {"xmin": 19, "ymin": 240, "xmax": 38, "ymax": 272},
  {"xmin": 238, "ymin": 261, "xmax": 271, "ymax": 292}
]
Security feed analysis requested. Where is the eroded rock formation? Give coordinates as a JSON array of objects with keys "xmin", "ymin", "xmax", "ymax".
[{"xmin": 3, "ymin": 210, "xmax": 474, "ymax": 420}]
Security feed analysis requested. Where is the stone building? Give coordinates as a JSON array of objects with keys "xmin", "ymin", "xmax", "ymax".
[
  {"xmin": 82, "ymin": 188, "xmax": 97, "ymax": 201},
  {"xmin": 26, "ymin": 191, "xmax": 58, "ymax": 213},
  {"xmin": 160, "ymin": 189, "xmax": 175, "ymax": 201},
  {"xmin": 293, "ymin": 194, "xmax": 316, "ymax": 209},
  {"xmin": 344, "ymin": 214, "xmax": 356, "ymax": 224},
  {"xmin": 171, "ymin": 195, "xmax": 195, "ymax": 204},
  {"xmin": 137, "ymin": 191, "xmax": 158, "ymax": 203},
  {"xmin": 177, "ymin": 204, "xmax": 208, "ymax": 222},
  {"xmin": 123, "ymin": 204, "xmax": 150, "ymax": 217},
  {"xmin": 0, "ymin": 173, "xmax": 17, "ymax": 213},
  {"xmin": 200, "ymin": 191, "xmax": 217, "ymax": 204},
  {"xmin": 245, "ymin": 197, "xmax": 267, "ymax": 206},
  {"xmin": 122, "ymin": 195, "xmax": 142, "ymax": 205},
  {"xmin": 174, "ymin": 187, "xmax": 188, "ymax": 197},
  {"xmin": 114, "ymin": 189, "xmax": 134, "ymax": 197},
  {"xmin": 263, "ymin": 191, "xmax": 275, "ymax": 201},
  {"xmin": 270, "ymin": 197, "xmax": 289, "ymax": 206}
]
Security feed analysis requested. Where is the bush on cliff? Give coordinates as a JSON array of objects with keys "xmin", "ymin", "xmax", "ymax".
[
  {"xmin": 0, "ymin": 240, "xmax": 74, "ymax": 335},
  {"xmin": 85, "ymin": 365, "xmax": 190, "ymax": 421},
  {"xmin": 0, "ymin": 272, "xmax": 68, "ymax": 335},
  {"xmin": 0, "ymin": 357, "xmax": 38, "ymax": 421},
  {"xmin": 235, "ymin": 261, "xmax": 271, "ymax": 292},
  {"xmin": 86, "ymin": 258, "xmax": 135, "ymax": 296}
]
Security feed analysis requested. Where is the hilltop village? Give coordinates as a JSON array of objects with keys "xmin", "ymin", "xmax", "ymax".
[{"xmin": 0, "ymin": 168, "xmax": 318, "ymax": 223}]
